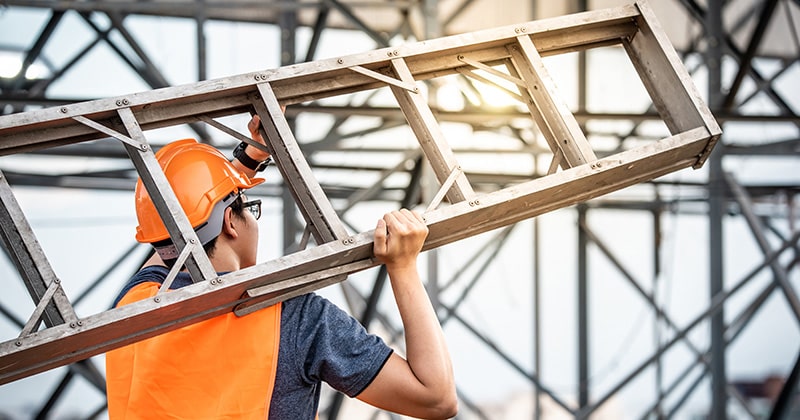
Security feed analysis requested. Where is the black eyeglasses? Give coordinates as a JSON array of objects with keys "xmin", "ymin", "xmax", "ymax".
[{"xmin": 242, "ymin": 199, "xmax": 262, "ymax": 220}]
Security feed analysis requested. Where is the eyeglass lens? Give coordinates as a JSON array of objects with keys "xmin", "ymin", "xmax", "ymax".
[{"xmin": 243, "ymin": 199, "xmax": 261, "ymax": 220}]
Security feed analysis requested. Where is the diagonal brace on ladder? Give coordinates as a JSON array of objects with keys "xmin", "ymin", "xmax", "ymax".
[
  {"xmin": 507, "ymin": 35, "xmax": 596, "ymax": 168},
  {"xmin": 252, "ymin": 83, "xmax": 350, "ymax": 244},
  {"xmin": 0, "ymin": 171, "xmax": 77, "ymax": 330},
  {"xmin": 117, "ymin": 108, "xmax": 218, "ymax": 283},
  {"xmin": 389, "ymin": 57, "xmax": 475, "ymax": 203}
]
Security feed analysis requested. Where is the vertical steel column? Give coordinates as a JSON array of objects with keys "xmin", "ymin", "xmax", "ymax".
[
  {"xmin": 279, "ymin": 3, "xmax": 301, "ymax": 253},
  {"xmin": 575, "ymin": 1, "xmax": 590, "ymax": 413},
  {"xmin": 577, "ymin": 203, "xmax": 589, "ymax": 413},
  {"xmin": 532, "ymin": 4, "xmax": 541, "ymax": 417},
  {"xmin": 653, "ymin": 204, "xmax": 666, "ymax": 419},
  {"xmin": 533, "ymin": 217, "xmax": 542, "ymax": 420},
  {"xmin": 422, "ymin": 0, "xmax": 444, "ymax": 347},
  {"xmin": 196, "ymin": 0, "xmax": 207, "ymax": 82},
  {"xmin": 706, "ymin": 0, "xmax": 727, "ymax": 418}
]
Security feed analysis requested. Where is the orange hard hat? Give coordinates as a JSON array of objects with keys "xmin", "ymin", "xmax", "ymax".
[{"xmin": 134, "ymin": 139, "xmax": 265, "ymax": 246}]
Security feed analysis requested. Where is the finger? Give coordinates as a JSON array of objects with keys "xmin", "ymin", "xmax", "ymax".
[
  {"xmin": 397, "ymin": 208, "xmax": 425, "ymax": 230},
  {"xmin": 248, "ymin": 115, "xmax": 261, "ymax": 134},
  {"xmin": 409, "ymin": 209, "xmax": 425, "ymax": 224},
  {"xmin": 382, "ymin": 210, "xmax": 402, "ymax": 231},
  {"xmin": 373, "ymin": 218, "xmax": 388, "ymax": 255}
]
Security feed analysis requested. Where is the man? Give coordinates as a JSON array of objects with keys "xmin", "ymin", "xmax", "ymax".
[{"xmin": 105, "ymin": 115, "xmax": 457, "ymax": 419}]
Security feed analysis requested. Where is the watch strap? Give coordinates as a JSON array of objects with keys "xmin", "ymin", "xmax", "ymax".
[{"xmin": 233, "ymin": 142, "xmax": 270, "ymax": 172}]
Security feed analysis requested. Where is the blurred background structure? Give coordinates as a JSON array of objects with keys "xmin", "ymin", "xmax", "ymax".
[{"xmin": 0, "ymin": 0, "xmax": 799, "ymax": 418}]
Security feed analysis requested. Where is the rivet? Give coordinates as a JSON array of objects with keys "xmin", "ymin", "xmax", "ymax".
[
  {"xmin": 337, "ymin": 58, "xmax": 343, "ymax": 64},
  {"xmin": 69, "ymin": 322, "xmax": 76, "ymax": 328},
  {"xmin": 210, "ymin": 279, "xmax": 217, "ymax": 285},
  {"xmin": 154, "ymin": 296, "xmax": 161, "ymax": 303},
  {"xmin": 139, "ymin": 144, "xmax": 149, "ymax": 151},
  {"xmin": 254, "ymin": 75, "xmax": 261, "ymax": 81},
  {"xmin": 15, "ymin": 340, "xmax": 22, "ymax": 347},
  {"xmin": 116, "ymin": 100, "xmax": 122, "ymax": 106},
  {"xmin": 60, "ymin": 107, "xmax": 68, "ymax": 113},
  {"xmin": 122, "ymin": 99, "xmax": 130, "ymax": 105}
]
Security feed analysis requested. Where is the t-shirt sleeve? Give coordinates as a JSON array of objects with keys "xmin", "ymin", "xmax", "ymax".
[{"xmin": 286, "ymin": 293, "xmax": 393, "ymax": 397}]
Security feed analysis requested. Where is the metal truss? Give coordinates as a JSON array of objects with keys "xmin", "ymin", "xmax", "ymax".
[{"xmin": 0, "ymin": 1, "xmax": 798, "ymax": 419}]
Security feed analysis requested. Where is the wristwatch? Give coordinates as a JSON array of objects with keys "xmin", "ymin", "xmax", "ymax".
[{"xmin": 233, "ymin": 142, "xmax": 271, "ymax": 172}]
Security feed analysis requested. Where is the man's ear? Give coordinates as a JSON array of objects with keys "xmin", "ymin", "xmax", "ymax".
[{"xmin": 221, "ymin": 207, "xmax": 239, "ymax": 239}]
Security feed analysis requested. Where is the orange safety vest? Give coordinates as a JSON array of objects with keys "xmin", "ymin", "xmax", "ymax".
[{"xmin": 106, "ymin": 281, "xmax": 281, "ymax": 419}]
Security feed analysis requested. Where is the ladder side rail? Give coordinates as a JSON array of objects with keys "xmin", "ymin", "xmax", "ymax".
[
  {"xmin": 116, "ymin": 107, "xmax": 218, "ymax": 283},
  {"xmin": 507, "ymin": 36, "xmax": 597, "ymax": 168},
  {"xmin": 0, "ymin": 171, "xmax": 77, "ymax": 329},
  {"xmin": 389, "ymin": 58, "xmax": 475, "ymax": 203},
  {"xmin": 0, "ymin": 4, "xmax": 644, "ymax": 153},
  {"xmin": 624, "ymin": 1, "xmax": 723, "ymax": 169},
  {"xmin": 423, "ymin": 127, "xmax": 713, "ymax": 251},
  {"xmin": 252, "ymin": 83, "xmax": 350, "ymax": 243}
]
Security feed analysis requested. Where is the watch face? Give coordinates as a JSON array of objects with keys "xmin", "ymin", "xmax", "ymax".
[{"xmin": 256, "ymin": 156, "xmax": 272, "ymax": 171}]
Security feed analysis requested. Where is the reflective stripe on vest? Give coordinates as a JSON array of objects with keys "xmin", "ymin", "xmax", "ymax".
[{"xmin": 106, "ymin": 282, "xmax": 281, "ymax": 419}]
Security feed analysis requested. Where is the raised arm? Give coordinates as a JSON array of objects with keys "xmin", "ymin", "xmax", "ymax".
[{"xmin": 357, "ymin": 209, "xmax": 457, "ymax": 419}]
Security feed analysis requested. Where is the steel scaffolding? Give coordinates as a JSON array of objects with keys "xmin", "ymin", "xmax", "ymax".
[{"xmin": 0, "ymin": 0, "xmax": 797, "ymax": 419}]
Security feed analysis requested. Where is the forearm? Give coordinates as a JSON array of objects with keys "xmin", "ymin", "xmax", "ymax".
[
  {"xmin": 387, "ymin": 262, "xmax": 454, "ymax": 400},
  {"xmin": 361, "ymin": 209, "xmax": 457, "ymax": 418}
]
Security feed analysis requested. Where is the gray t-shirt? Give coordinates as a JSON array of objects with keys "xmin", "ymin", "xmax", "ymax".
[{"xmin": 112, "ymin": 266, "xmax": 393, "ymax": 419}]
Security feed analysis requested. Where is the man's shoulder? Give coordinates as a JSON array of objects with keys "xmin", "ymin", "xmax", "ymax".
[
  {"xmin": 279, "ymin": 293, "xmax": 347, "ymax": 330},
  {"xmin": 281, "ymin": 293, "xmax": 327, "ymax": 318},
  {"xmin": 134, "ymin": 265, "xmax": 170, "ymax": 279}
]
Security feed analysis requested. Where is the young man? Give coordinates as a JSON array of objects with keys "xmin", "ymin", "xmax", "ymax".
[{"xmin": 105, "ymin": 116, "xmax": 457, "ymax": 419}]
